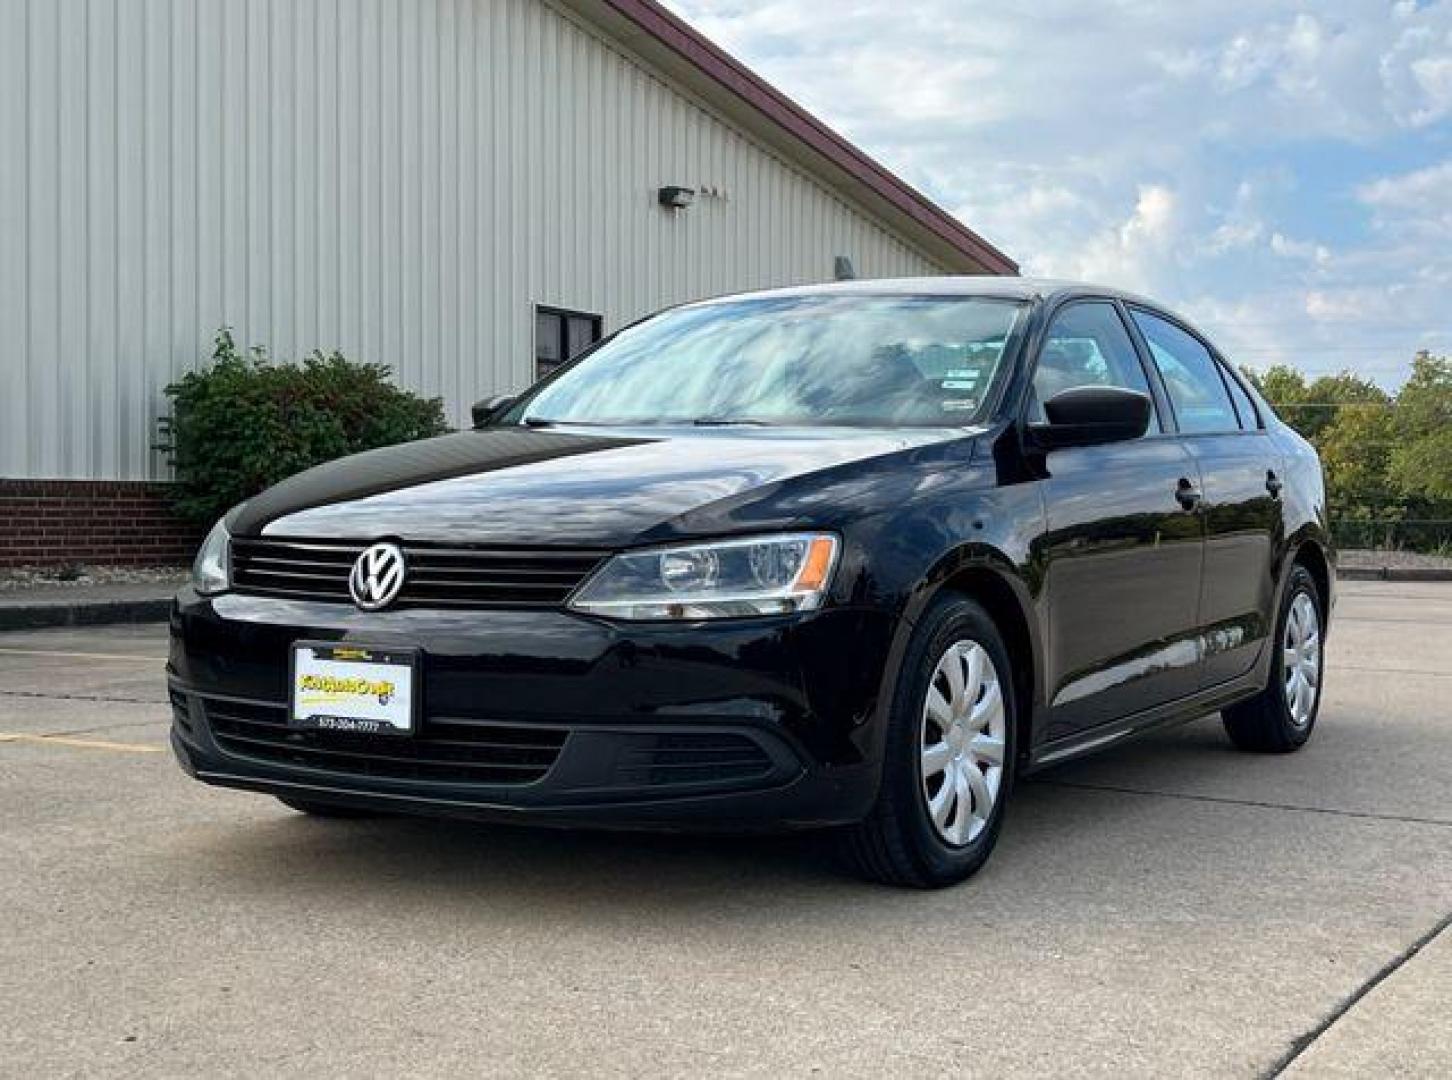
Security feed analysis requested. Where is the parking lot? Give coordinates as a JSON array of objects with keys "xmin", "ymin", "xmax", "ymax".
[{"xmin": 1, "ymin": 579, "xmax": 1448, "ymax": 1078}]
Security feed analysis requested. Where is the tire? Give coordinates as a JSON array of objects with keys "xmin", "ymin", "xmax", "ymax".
[
  {"xmin": 1222, "ymin": 564, "xmax": 1324, "ymax": 753},
  {"xmin": 840, "ymin": 595, "xmax": 1016, "ymax": 888},
  {"xmin": 276, "ymin": 796, "xmax": 379, "ymax": 818}
]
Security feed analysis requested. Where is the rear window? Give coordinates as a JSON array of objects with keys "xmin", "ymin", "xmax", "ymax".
[
  {"xmin": 1131, "ymin": 309, "xmax": 1240, "ymax": 434},
  {"xmin": 1219, "ymin": 363, "xmax": 1261, "ymax": 430}
]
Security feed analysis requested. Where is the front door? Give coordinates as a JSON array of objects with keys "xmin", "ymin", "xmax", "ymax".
[{"xmin": 1031, "ymin": 301, "xmax": 1206, "ymax": 742}]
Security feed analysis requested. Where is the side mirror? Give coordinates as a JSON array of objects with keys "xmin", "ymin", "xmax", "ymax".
[
  {"xmin": 471, "ymin": 393, "xmax": 517, "ymax": 429},
  {"xmin": 1029, "ymin": 386, "xmax": 1151, "ymax": 449}
]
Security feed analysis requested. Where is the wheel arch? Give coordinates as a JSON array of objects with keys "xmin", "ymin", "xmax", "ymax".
[
  {"xmin": 879, "ymin": 545, "xmax": 1045, "ymax": 768},
  {"xmin": 1290, "ymin": 534, "xmax": 1332, "ymax": 617},
  {"xmin": 1249, "ymin": 528, "xmax": 1336, "ymax": 693}
]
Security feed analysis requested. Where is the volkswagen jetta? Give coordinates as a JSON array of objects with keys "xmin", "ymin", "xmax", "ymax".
[{"xmin": 168, "ymin": 279, "xmax": 1333, "ymax": 887}]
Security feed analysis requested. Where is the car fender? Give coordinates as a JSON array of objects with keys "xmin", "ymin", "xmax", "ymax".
[
  {"xmin": 1248, "ymin": 528, "xmax": 1335, "ymax": 692},
  {"xmin": 861, "ymin": 541, "xmax": 1046, "ymax": 773}
]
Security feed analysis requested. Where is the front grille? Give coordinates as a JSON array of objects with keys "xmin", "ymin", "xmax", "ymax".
[
  {"xmin": 203, "ymin": 697, "xmax": 568, "ymax": 785},
  {"xmin": 611, "ymin": 732, "xmax": 777, "ymax": 788},
  {"xmin": 230, "ymin": 538, "xmax": 607, "ymax": 609}
]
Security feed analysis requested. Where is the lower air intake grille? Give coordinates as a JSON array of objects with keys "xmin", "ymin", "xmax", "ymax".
[
  {"xmin": 202, "ymin": 697, "xmax": 568, "ymax": 785},
  {"xmin": 169, "ymin": 688, "xmax": 195, "ymax": 736},
  {"xmin": 611, "ymin": 731, "xmax": 777, "ymax": 788},
  {"xmin": 229, "ymin": 538, "xmax": 607, "ymax": 609}
]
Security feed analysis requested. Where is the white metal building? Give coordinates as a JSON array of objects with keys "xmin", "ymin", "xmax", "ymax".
[{"xmin": 0, "ymin": 0, "xmax": 1014, "ymax": 492}]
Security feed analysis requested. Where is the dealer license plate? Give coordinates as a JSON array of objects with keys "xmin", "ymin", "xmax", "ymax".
[{"xmin": 290, "ymin": 642, "xmax": 418, "ymax": 736}]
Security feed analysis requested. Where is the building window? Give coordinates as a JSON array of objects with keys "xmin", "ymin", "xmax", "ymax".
[{"xmin": 535, "ymin": 306, "xmax": 603, "ymax": 380}]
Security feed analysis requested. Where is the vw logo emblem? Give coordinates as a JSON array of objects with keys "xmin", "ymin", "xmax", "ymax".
[{"xmin": 349, "ymin": 542, "xmax": 407, "ymax": 611}]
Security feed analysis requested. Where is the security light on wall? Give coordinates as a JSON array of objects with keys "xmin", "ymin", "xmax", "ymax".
[{"xmin": 658, "ymin": 185, "xmax": 696, "ymax": 210}]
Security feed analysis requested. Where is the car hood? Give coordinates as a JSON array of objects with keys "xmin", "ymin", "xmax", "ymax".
[{"xmin": 239, "ymin": 425, "xmax": 971, "ymax": 547}]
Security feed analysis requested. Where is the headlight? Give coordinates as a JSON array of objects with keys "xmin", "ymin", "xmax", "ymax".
[
  {"xmin": 192, "ymin": 519, "xmax": 231, "ymax": 596},
  {"xmin": 568, "ymin": 533, "xmax": 839, "ymax": 620}
]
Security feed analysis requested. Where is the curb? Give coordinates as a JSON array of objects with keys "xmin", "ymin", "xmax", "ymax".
[
  {"xmin": 1337, "ymin": 566, "xmax": 1452, "ymax": 583},
  {"xmin": 0, "ymin": 598, "xmax": 173, "ymax": 632}
]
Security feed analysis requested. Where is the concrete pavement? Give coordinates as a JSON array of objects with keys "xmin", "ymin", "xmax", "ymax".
[{"xmin": 1, "ymin": 580, "xmax": 1447, "ymax": 1077}]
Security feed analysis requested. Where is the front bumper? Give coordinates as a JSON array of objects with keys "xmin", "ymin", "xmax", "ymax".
[{"xmin": 168, "ymin": 588, "xmax": 895, "ymax": 830}]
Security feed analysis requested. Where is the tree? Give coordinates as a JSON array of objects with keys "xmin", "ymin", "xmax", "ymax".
[
  {"xmin": 1246, "ymin": 365, "xmax": 1308, "ymax": 412},
  {"xmin": 1246, "ymin": 357, "xmax": 1452, "ymax": 551},
  {"xmin": 158, "ymin": 329, "xmax": 450, "ymax": 526},
  {"xmin": 1316, "ymin": 403, "xmax": 1398, "ymax": 517},
  {"xmin": 1258, "ymin": 367, "xmax": 1389, "ymax": 441},
  {"xmin": 1388, "ymin": 352, "xmax": 1452, "ymax": 503}
]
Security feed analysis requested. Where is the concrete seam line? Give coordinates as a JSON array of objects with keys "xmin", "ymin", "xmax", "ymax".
[
  {"xmin": 1038, "ymin": 780, "xmax": 1452, "ymax": 829},
  {"xmin": 0, "ymin": 690, "xmax": 166, "ymax": 705},
  {"xmin": 1335, "ymin": 663, "xmax": 1452, "ymax": 680},
  {"xmin": 1335, "ymin": 616, "xmax": 1452, "ymax": 625},
  {"xmin": 1263, "ymin": 910, "xmax": 1452, "ymax": 1078},
  {"xmin": 0, "ymin": 647, "xmax": 165, "ymax": 662},
  {"xmin": 1335, "ymin": 591, "xmax": 1452, "ymax": 602}
]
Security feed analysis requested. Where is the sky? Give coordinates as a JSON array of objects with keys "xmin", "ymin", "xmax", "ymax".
[{"xmin": 663, "ymin": 0, "xmax": 1452, "ymax": 387}]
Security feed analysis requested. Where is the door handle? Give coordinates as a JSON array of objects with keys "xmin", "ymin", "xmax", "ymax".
[
  {"xmin": 1265, "ymin": 471, "xmax": 1283, "ymax": 498},
  {"xmin": 1175, "ymin": 478, "xmax": 1202, "ymax": 512}
]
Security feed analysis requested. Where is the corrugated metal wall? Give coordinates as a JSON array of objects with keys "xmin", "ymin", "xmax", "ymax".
[{"xmin": 0, "ymin": 0, "xmax": 948, "ymax": 481}]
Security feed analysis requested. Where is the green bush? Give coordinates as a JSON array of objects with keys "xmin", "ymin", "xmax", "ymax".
[{"xmin": 157, "ymin": 329, "xmax": 450, "ymax": 526}]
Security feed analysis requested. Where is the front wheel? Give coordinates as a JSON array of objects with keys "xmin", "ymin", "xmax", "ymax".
[
  {"xmin": 1222, "ymin": 564, "xmax": 1324, "ymax": 752},
  {"xmin": 840, "ymin": 596, "xmax": 1016, "ymax": 888}
]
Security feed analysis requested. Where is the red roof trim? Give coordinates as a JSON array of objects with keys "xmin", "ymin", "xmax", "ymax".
[{"xmin": 599, "ymin": 0, "xmax": 1018, "ymax": 275}]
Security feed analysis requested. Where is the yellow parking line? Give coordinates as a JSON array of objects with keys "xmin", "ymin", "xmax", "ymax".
[
  {"xmin": 0, "ymin": 648, "xmax": 163, "ymax": 663},
  {"xmin": 0, "ymin": 732, "xmax": 164, "ymax": 754}
]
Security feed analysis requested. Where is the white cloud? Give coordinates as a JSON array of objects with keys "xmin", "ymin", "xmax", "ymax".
[
  {"xmin": 1357, "ymin": 159, "xmax": 1452, "ymax": 213},
  {"xmin": 1382, "ymin": 24, "xmax": 1452, "ymax": 127},
  {"xmin": 1056, "ymin": 185, "xmax": 1184, "ymax": 295},
  {"xmin": 1215, "ymin": 14, "xmax": 1331, "ymax": 98},
  {"xmin": 1269, "ymin": 233, "xmax": 1332, "ymax": 265},
  {"xmin": 1305, "ymin": 290, "xmax": 1375, "ymax": 321},
  {"xmin": 1208, "ymin": 220, "xmax": 1265, "ymax": 255}
]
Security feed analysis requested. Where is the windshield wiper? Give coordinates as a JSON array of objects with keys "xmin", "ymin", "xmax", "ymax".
[
  {"xmin": 692, "ymin": 418, "xmax": 775, "ymax": 427},
  {"xmin": 521, "ymin": 417, "xmax": 612, "ymax": 428},
  {"xmin": 524, "ymin": 416, "xmax": 774, "ymax": 428}
]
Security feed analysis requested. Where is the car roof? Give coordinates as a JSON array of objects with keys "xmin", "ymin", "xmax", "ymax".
[{"xmin": 687, "ymin": 276, "xmax": 1163, "ymax": 309}]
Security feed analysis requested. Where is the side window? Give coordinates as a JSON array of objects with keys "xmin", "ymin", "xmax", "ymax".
[
  {"xmin": 1030, "ymin": 302, "xmax": 1160, "ymax": 431},
  {"xmin": 1131, "ymin": 310, "xmax": 1239, "ymax": 434},
  {"xmin": 1219, "ymin": 362, "xmax": 1261, "ymax": 430}
]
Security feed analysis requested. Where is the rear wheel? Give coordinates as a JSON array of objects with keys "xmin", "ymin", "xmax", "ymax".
[
  {"xmin": 840, "ymin": 596, "xmax": 1016, "ymax": 888},
  {"xmin": 1222, "ymin": 564, "xmax": 1324, "ymax": 752},
  {"xmin": 276, "ymin": 797, "xmax": 379, "ymax": 819}
]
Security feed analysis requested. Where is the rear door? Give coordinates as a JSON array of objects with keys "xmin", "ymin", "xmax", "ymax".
[
  {"xmin": 1128, "ymin": 308, "xmax": 1284, "ymax": 687},
  {"xmin": 1031, "ymin": 300, "xmax": 1206, "ymax": 741}
]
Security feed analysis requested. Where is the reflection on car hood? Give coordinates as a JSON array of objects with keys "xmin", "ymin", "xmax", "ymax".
[{"xmin": 249, "ymin": 425, "xmax": 966, "ymax": 547}]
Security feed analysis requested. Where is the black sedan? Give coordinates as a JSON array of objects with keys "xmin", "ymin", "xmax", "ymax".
[{"xmin": 169, "ymin": 278, "xmax": 1333, "ymax": 887}]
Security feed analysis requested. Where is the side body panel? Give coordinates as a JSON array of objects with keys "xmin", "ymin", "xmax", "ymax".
[{"xmin": 1184, "ymin": 433, "xmax": 1286, "ymax": 687}]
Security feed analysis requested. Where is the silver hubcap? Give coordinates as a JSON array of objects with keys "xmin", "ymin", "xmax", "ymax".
[
  {"xmin": 920, "ymin": 640, "xmax": 1007, "ymax": 846},
  {"xmin": 1283, "ymin": 592, "xmax": 1321, "ymax": 727}
]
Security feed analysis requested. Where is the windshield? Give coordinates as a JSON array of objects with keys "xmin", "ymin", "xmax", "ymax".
[{"xmin": 511, "ymin": 294, "xmax": 1026, "ymax": 428}]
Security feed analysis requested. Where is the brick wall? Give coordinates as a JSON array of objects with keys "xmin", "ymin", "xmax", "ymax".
[{"xmin": 0, "ymin": 480, "xmax": 203, "ymax": 568}]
